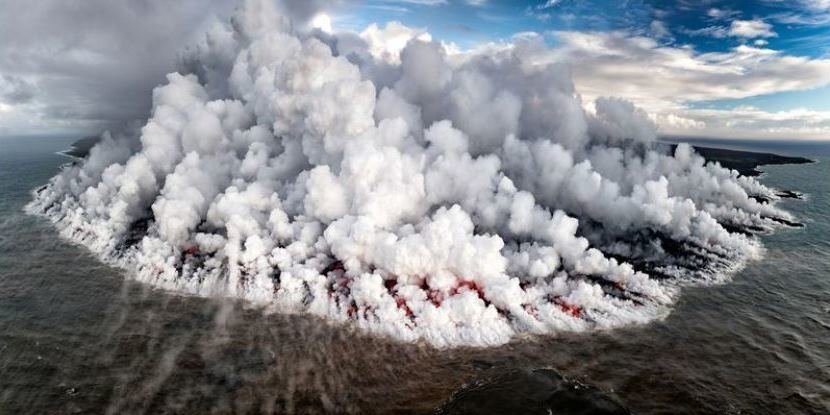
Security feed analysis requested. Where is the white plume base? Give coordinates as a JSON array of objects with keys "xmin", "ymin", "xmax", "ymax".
[{"xmin": 27, "ymin": 191, "xmax": 769, "ymax": 348}]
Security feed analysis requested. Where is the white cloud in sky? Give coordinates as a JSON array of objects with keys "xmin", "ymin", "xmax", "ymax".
[
  {"xmin": 552, "ymin": 31, "xmax": 828, "ymax": 102},
  {"xmin": 543, "ymin": 31, "xmax": 830, "ymax": 138},
  {"xmin": 706, "ymin": 7, "xmax": 740, "ymax": 20},
  {"xmin": 728, "ymin": 19, "xmax": 777, "ymax": 38},
  {"xmin": 311, "ymin": 13, "xmax": 334, "ymax": 32},
  {"xmin": 803, "ymin": 0, "xmax": 830, "ymax": 11},
  {"xmin": 359, "ymin": 21, "xmax": 433, "ymax": 63},
  {"xmin": 682, "ymin": 25, "xmax": 729, "ymax": 38},
  {"xmin": 537, "ymin": 0, "xmax": 562, "ymax": 9},
  {"xmin": 650, "ymin": 20, "xmax": 671, "ymax": 39},
  {"xmin": 430, "ymin": 27, "xmax": 830, "ymax": 138},
  {"xmin": 683, "ymin": 19, "xmax": 777, "ymax": 40},
  {"xmin": 677, "ymin": 106, "xmax": 830, "ymax": 139},
  {"xmin": 770, "ymin": 1, "xmax": 830, "ymax": 26}
]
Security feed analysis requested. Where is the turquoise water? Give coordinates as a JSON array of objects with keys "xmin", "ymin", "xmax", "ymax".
[{"xmin": 1, "ymin": 136, "xmax": 829, "ymax": 414}]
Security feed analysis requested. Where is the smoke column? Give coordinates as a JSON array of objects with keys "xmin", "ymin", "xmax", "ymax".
[{"xmin": 29, "ymin": 0, "xmax": 797, "ymax": 347}]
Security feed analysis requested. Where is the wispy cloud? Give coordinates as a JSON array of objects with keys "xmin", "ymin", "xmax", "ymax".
[
  {"xmin": 706, "ymin": 7, "xmax": 740, "ymax": 21},
  {"xmin": 537, "ymin": 0, "xmax": 562, "ymax": 9},
  {"xmin": 365, "ymin": 4, "xmax": 411, "ymax": 13},
  {"xmin": 524, "ymin": 0, "xmax": 564, "ymax": 22},
  {"xmin": 682, "ymin": 19, "xmax": 777, "ymax": 40},
  {"xmin": 545, "ymin": 30, "xmax": 830, "ymax": 137},
  {"xmin": 380, "ymin": 0, "xmax": 447, "ymax": 5}
]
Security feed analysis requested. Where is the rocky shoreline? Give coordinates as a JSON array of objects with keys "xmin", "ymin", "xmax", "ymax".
[
  {"xmin": 668, "ymin": 144, "xmax": 814, "ymax": 178},
  {"xmin": 60, "ymin": 136, "xmax": 100, "ymax": 158}
]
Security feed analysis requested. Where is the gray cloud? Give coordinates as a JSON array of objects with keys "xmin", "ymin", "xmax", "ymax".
[
  {"xmin": 0, "ymin": 74, "xmax": 36, "ymax": 104},
  {"xmin": 0, "ymin": 0, "xmax": 237, "ymax": 134},
  {"xmin": 281, "ymin": 0, "xmax": 354, "ymax": 23}
]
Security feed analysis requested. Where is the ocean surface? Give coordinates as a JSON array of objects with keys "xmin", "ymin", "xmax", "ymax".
[{"xmin": 1, "ymin": 136, "xmax": 829, "ymax": 414}]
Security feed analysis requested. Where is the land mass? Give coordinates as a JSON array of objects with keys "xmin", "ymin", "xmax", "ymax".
[
  {"xmin": 677, "ymin": 145, "xmax": 814, "ymax": 177},
  {"xmin": 661, "ymin": 143, "xmax": 813, "ymax": 202},
  {"xmin": 62, "ymin": 136, "xmax": 100, "ymax": 158}
]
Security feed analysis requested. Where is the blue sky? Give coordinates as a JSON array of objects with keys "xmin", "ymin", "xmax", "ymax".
[
  {"xmin": 330, "ymin": 0, "xmax": 830, "ymax": 139},
  {"xmin": 348, "ymin": 0, "xmax": 830, "ymax": 56}
]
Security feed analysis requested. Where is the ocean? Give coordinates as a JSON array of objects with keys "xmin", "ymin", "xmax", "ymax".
[{"xmin": 1, "ymin": 135, "xmax": 829, "ymax": 414}]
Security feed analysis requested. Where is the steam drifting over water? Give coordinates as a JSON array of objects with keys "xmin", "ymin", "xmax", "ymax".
[{"xmin": 28, "ymin": 0, "xmax": 798, "ymax": 347}]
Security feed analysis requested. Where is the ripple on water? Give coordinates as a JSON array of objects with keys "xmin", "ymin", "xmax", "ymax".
[{"xmin": 2, "ymin": 143, "xmax": 830, "ymax": 413}]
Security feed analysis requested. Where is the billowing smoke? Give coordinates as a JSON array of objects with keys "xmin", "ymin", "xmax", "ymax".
[{"xmin": 29, "ymin": 0, "xmax": 797, "ymax": 347}]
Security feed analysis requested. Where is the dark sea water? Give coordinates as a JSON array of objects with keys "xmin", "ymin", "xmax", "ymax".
[{"xmin": 1, "ymin": 136, "xmax": 829, "ymax": 414}]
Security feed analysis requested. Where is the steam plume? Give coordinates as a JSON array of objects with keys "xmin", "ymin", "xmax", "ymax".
[{"xmin": 29, "ymin": 0, "xmax": 797, "ymax": 347}]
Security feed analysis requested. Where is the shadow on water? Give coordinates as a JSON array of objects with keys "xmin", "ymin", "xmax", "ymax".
[{"xmin": 1, "ymin": 137, "xmax": 829, "ymax": 414}]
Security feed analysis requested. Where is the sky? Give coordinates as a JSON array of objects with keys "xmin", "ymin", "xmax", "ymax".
[{"xmin": 1, "ymin": 0, "xmax": 829, "ymax": 140}]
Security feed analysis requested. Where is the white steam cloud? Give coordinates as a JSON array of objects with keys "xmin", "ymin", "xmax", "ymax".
[{"xmin": 29, "ymin": 0, "xmax": 797, "ymax": 347}]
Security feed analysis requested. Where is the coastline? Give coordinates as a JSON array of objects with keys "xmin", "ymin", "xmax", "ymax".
[
  {"xmin": 60, "ymin": 136, "xmax": 99, "ymax": 159},
  {"xmin": 673, "ymin": 144, "xmax": 814, "ymax": 177},
  {"xmin": 663, "ymin": 143, "xmax": 814, "ymax": 203}
]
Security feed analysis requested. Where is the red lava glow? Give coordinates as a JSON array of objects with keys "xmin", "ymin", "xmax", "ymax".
[
  {"xmin": 556, "ymin": 300, "xmax": 582, "ymax": 318},
  {"xmin": 395, "ymin": 296, "xmax": 413, "ymax": 317}
]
